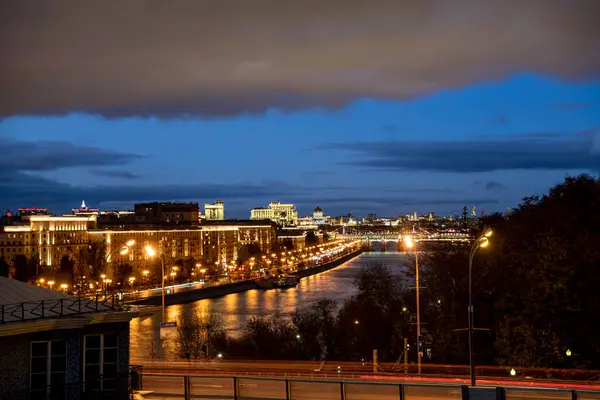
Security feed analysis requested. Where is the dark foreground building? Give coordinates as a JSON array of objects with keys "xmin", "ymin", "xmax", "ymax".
[{"xmin": 0, "ymin": 277, "xmax": 138, "ymax": 399}]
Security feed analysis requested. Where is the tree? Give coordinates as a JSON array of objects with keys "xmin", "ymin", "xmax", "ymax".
[
  {"xmin": 176, "ymin": 311, "xmax": 226, "ymax": 359},
  {"xmin": 237, "ymin": 243, "xmax": 262, "ymax": 264},
  {"xmin": 59, "ymin": 255, "xmax": 75, "ymax": 284},
  {"xmin": 415, "ymin": 174, "xmax": 600, "ymax": 370},
  {"xmin": 14, "ymin": 254, "xmax": 37, "ymax": 283},
  {"xmin": 0, "ymin": 257, "xmax": 9, "ymax": 277},
  {"xmin": 115, "ymin": 263, "xmax": 133, "ymax": 286},
  {"xmin": 280, "ymin": 239, "xmax": 295, "ymax": 251},
  {"xmin": 78, "ymin": 242, "xmax": 107, "ymax": 281},
  {"xmin": 305, "ymin": 231, "xmax": 319, "ymax": 247}
]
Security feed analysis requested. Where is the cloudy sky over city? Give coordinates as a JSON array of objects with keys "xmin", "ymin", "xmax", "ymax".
[{"xmin": 1, "ymin": 1, "xmax": 599, "ymax": 217}]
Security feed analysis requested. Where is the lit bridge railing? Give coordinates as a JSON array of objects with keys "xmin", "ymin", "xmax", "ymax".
[{"xmin": 135, "ymin": 373, "xmax": 600, "ymax": 400}]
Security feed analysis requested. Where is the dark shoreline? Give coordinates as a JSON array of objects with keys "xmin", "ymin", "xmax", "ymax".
[{"xmin": 128, "ymin": 248, "xmax": 363, "ymax": 306}]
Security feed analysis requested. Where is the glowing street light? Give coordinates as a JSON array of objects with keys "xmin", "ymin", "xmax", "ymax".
[
  {"xmin": 145, "ymin": 245, "xmax": 166, "ymax": 322},
  {"xmin": 468, "ymin": 227, "xmax": 493, "ymax": 387},
  {"xmin": 404, "ymin": 235, "xmax": 422, "ymax": 375}
]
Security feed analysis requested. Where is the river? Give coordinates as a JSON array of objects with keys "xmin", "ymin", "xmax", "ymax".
[{"xmin": 130, "ymin": 251, "xmax": 411, "ymax": 361}]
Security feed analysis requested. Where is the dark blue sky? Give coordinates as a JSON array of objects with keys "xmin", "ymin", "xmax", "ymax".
[{"xmin": 1, "ymin": 1, "xmax": 599, "ymax": 218}]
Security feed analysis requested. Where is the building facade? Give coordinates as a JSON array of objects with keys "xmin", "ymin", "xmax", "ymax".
[
  {"xmin": 250, "ymin": 202, "xmax": 298, "ymax": 226},
  {"xmin": 133, "ymin": 202, "xmax": 199, "ymax": 227},
  {"xmin": 0, "ymin": 277, "xmax": 136, "ymax": 399},
  {"xmin": 89, "ymin": 220, "xmax": 276, "ymax": 272},
  {"xmin": 0, "ymin": 215, "xmax": 96, "ymax": 268},
  {"xmin": 204, "ymin": 200, "xmax": 225, "ymax": 220}
]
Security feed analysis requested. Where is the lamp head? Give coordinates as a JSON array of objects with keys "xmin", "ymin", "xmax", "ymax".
[
  {"xmin": 479, "ymin": 237, "xmax": 490, "ymax": 248},
  {"xmin": 119, "ymin": 246, "xmax": 129, "ymax": 255},
  {"xmin": 403, "ymin": 236, "xmax": 414, "ymax": 248},
  {"xmin": 126, "ymin": 239, "xmax": 136, "ymax": 247},
  {"xmin": 483, "ymin": 228, "xmax": 493, "ymax": 238},
  {"xmin": 145, "ymin": 245, "xmax": 156, "ymax": 257}
]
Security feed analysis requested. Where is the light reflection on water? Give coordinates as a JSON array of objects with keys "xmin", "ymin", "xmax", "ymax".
[{"xmin": 130, "ymin": 252, "xmax": 409, "ymax": 360}]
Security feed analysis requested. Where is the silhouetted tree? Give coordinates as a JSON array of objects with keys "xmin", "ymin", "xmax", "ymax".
[
  {"xmin": 237, "ymin": 243, "xmax": 262, "ymax": 264},
  {"xmin": 305, "ymin": 231, "xmax": 319, "ymax": 247},
  {"xmin": 0, "ymin": 257, "xmax": 9, "ymax": 277},
  {"xmin": 14, "ymin": 254, "xmax": 37, "ymax": 282},
  {"xmin": 59, "ymin": 255, "xmax": 75, "ymax": 284},
  {"xmin": 115, "ymin": 263, "xmax": 133, "ymax": 286},
  {"xmin": 280, "ymin": 238, "xmax": 295, "ymax": 251},
  {"xmin": 415, "ymin": 174, "xmax": 600, "ymax": 370}
]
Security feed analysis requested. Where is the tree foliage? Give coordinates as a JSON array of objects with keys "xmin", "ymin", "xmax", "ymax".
[
  {"xmin": 416, "ymin": 174, "xmax": 600, "ymax": 369},
  {"xmin": 305, "ymin": 231, "xmax": 319, "ymax": 247},
  {"xmin": 0, "ymin": 257, "xmax": 9, "ymax": 277},
  {"xmin": 176, "ymin": 311, "xmax": 226, "ymax": 359}
]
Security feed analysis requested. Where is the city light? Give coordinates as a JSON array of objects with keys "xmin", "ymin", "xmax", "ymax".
[{"xmin": 145, "ymin": 245, "xmax": 156, "ymax": 257}]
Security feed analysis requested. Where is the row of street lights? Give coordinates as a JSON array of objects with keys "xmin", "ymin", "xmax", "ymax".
[{"xmin": 404, "ymin": 227, "xmax": 492, "ymax": 386}]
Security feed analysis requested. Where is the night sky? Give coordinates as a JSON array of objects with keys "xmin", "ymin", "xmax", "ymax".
[{"xmin": 1, "ymin": 1, "xmax": 599, "ymax": 218}]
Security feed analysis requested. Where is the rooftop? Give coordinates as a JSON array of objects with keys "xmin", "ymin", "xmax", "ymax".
[{"xmin": 0, "ymin": 277, "xmax": 116, "ymax": 324}]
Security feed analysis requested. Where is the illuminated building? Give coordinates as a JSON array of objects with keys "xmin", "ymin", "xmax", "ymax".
[
  {"xmin": 72, "ymin": 200, "xmax": 99, "ymax": 217},
  {"xmin": 17, "ymin": 207, "xmax": 50, "ymax": 218},
  {"xmin": 134, "ymin": 202, "xmax": 199, "ymax": 227},
  {"xmin": 250, "ymin": 202, "xmax": 298, "ymax": 226},
  {"xmin": 89, "ymin": 220, "xmax": 276, "ymax": 271},
  {"xmin": 0, "ymin": 215, "xmax": 96, "ymax": 267},
  {"xmin": 204, "ymin": 200, "xmax": 225, "ymax": 220}
]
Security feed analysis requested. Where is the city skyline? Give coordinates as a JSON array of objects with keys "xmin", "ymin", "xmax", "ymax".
[{"xmin": 1, "ymin": 1, "xmax": 599, "ymax": 217}]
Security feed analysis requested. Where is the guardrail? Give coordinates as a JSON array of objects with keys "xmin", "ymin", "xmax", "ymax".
[
  {"xmin": 137, "ymin": 373, "xmax": 600, "ymax": 400},
  {"xmin": 0, "ymin": 294, "xmax": 118, "ymax": 324}
]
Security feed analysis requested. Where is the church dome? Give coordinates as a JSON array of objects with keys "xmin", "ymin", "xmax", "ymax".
[{"xmin": 314, "ymin": 206, "xmax": 322, "ymax": 213}]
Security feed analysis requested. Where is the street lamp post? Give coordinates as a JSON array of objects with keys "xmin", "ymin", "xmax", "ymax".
[
  {"xmin": 145, "ymin": 245, "xmax": 166, "ymax": 322},
  {"xmin": 403, "ymin": 235, "xmax": 422, "ymax": 375},
  {"xmin": 104, "ymin": 239, "xmax": 135, "ymax": 282},
  {"xmin": 468, "ymin": 228, "xmax": 492, "ymax": 387}
]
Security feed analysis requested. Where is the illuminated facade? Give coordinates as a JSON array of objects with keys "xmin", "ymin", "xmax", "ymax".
[
  {"xmin": 0, "ymin": 215, "xmax": 96, "ymax": 267},
  {"xmin": 89, "ymin": 221, "xmax": 276, "ymax": 271},
  {"xmin": 1, "ymin": 214, "xmax": 275, "ymax": 274},
  {"xmin": 250, "ymin": 202, "xmax": 298, "ymax": 226},
  {"xmin": 204, "ymin": 200, "xmax": 225, "ymax": 220}
]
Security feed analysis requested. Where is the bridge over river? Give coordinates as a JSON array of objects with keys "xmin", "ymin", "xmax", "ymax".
[{"xmin": 337, "ymin": 232, "xmax": 471, "ymax": 243}]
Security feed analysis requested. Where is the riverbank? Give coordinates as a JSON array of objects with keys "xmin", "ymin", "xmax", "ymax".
[
  {"xmin": 128, "ymin": 247, "xmax": 363, "ymax": 306},
  {"xmin": 291, "ymin": 248, "xmax": 363, "ymax": 278}
]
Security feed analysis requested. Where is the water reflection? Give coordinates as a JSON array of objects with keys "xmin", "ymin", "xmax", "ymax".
[{"xmin": 130, "ymin": 251, "xmax": 409, "ymax": 361}]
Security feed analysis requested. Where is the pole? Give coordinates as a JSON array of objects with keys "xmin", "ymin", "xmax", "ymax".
[
  {"xmin": 415, "ymin": 245, "xmax": 422, "ymax": 375},
  {"xmin": 161, "ymin": 255, "xmax": 166, "ymax": 323},
  {"xmin": 373, "ymin": 349, "xmax": 378, "ymax": 373},
  {"xmin": 404, "ymin": 338, "xmax": 408, "ymax": 374},
  {"xmin": 468, "ymin": 243, "xmax": 477, "ymax": 387}
]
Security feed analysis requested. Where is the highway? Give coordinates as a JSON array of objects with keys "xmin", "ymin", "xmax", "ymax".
[
  {"xmin": 137, "ymin": 374, "xmax": 591, "ymax": 399},
  {"xmin": 134, "ymin": 361, "xmax": 600, "ymax": 399}
]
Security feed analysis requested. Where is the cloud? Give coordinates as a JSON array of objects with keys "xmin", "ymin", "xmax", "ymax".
[
  {"xmin": 90, "ymin": 170, "xmax": 140, "ymax": 180},
  {"xmin": 0, "ymin": 138, "xmax": 143, "ymax": 172},
  {"xmin": 484, "ymin": 181, "xmax": 507, "ymax": 191},
  {"xmin": 320, "ymin": 130, "xmax": 600, "ymax": 173},
  {"xmin": 1, "ymin": 1, "xmax": 599, "ymax": 118}
]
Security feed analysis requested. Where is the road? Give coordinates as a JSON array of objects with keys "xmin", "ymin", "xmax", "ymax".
[
  {"xmin": 134, "ymin": 361, "xmax": 600, "ymax": 400},
  {"xmin": 137, "ymin": 374, "xmax": 589, "ymax": 399},
  {"xmin": 139, "ymin": 374, "xmax": 465, "ymax": 399}
]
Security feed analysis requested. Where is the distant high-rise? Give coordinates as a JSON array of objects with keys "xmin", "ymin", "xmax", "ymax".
[
  {"xmin": 134, "ymin": 201, "xmax": 199, "ymax": 227},
  {"xmin": 205, "ymin": 200, "xmax": 225, "ymax": 220},
  {"xmin": 251, "ymin": 202, "xmax": 298, "ymax": 226}
]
